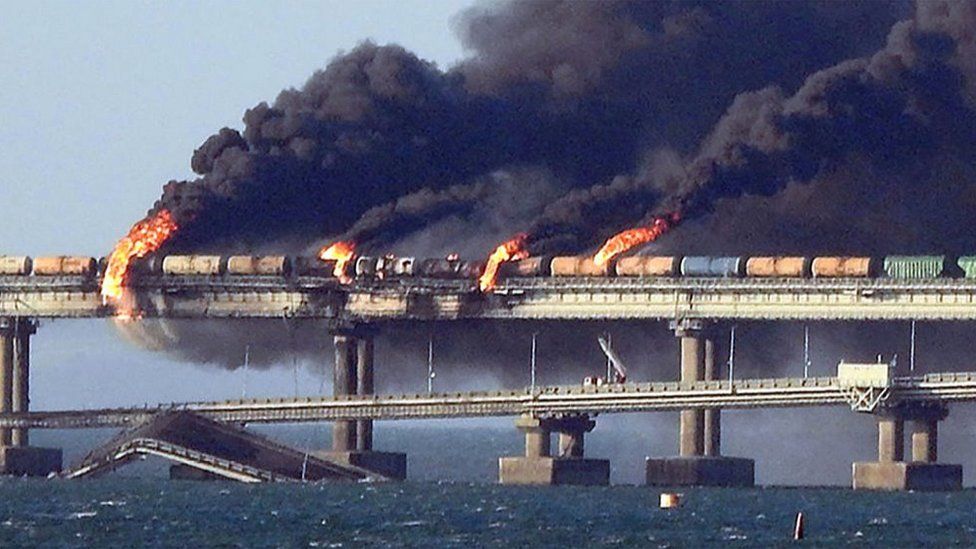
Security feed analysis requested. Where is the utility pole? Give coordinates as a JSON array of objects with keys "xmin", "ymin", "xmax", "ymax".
[
  {"xmin": 427, "ymin": 335, "xmax": 434, "ymax": 393},
  {"xmin": 910, "ymin": 320, "xmax": 917, "ymax": 374},
  {"xmin": 241, "ymin": 345, "xmax": 250, "ymax": 399},
  {"xmin": 803, "ymin": 325, "xmax": 811, "ymax": 378},
  {"xmin": 727, "ymin": 325, "xmax": 736, "ymax": 388},
  {"xmin": 530, "ymin": 332, "xmax": 538, "ymax": 391},
  {"xmin": 289, "ymin": 319, "xmax": 298, "ymax": 398}
]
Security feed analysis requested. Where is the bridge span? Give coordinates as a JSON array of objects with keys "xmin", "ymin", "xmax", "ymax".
[
  {"xmin": 2, "ymin": 371, "xmax": 974, "ymax": 429},
  {"xmin": 3, "ymin": 275, "xmax": 976, "ymax": 321},
  {"xmin": 2, "ymin": 275, "xmax": 975, "ymax": 488}
]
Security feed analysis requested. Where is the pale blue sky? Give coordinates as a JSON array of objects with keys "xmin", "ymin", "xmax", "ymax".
[
  {"xmin": 1, "ymin": 0, "xmax": 475, "ymax": 255},
  {"xmin": 1, "ymin": 0, "xmax": 480, "ymax": 409}
]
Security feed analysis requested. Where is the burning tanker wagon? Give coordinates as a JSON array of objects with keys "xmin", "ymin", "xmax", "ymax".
[{"xmin": 2, "ymin": 253, "xmax": 969, "ymax": 287}]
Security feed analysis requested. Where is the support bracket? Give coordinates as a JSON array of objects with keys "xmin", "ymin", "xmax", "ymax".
[{"xmin": 843, "ymin": 386, "xmax": 891, "ymax": 413}]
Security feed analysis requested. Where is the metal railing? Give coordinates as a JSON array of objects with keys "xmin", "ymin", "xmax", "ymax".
[{"xmin": 65, "ymin": 437, "xmax": 278, "ymax": 482}]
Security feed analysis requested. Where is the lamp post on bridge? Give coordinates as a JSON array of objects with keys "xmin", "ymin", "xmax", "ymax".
[
  {"xmin": 427, "ymin": 335, "xmax": 435, "ymax": 394},
  {"xmin": 803, "ymin": 325, "xmax": 811, "ymax": 378},
  {"xmin": 530, "ymin": 332, "xmax": 538, "ymax": 391},
  {"xmin": 727, "ymin": 324, "xmax": 736, "ymax": 386},
  {"xmin": 910, "ymin": 320, "xmax": 917, "ymax": 374}
]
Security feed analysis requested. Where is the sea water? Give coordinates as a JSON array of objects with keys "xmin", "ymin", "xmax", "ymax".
[
  {"xmin": 1, "ymin": 480, "xmax": 975, "ymax": 547},
  {"xmin": 2, "ymin": 424, "xmax": 975, "ymax": 547}
]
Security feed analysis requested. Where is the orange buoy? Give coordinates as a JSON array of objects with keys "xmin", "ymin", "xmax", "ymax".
[{"xmin": 659, "ymin": 492, "xmax": 681, "ymax": 509}]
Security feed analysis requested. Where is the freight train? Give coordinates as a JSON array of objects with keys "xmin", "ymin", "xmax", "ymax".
[
  {"xmin": 501, "ymin": 254, "xmax": 976, "ymax": 279},
  {"xmin": 1, "ymin": 254, "xmax": 975, "ymax": 282}
]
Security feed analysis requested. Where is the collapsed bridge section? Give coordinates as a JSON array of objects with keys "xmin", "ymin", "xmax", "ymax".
[{"xmin": 63, "ymin": 411, "xmax": 380, "ymax": 482}]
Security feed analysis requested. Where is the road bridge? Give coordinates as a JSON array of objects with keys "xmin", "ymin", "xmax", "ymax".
[
  {"xmin": 4, "ymin": 275, "xmax": 976, "ymax": 320},
  {"xmin": 0, "ymin": 371, "xmax": 973, "ymax": 429}
]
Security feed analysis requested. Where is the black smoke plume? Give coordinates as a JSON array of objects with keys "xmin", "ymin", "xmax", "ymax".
[
  {"xmin": 525, "ymin": 0, "xmax": 976, "ymax": 255},
  {"xmin": 121, "ymin": 0, "xmax": 976, "ymax": 385},
  {"xmin": 148, "ymin": 0, "xmax": 904, "ymax": 255}
]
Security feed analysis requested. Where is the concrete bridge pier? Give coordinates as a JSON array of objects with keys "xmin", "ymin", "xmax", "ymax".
[
  {"xmin": 331, "ymin": 333, "xmax": 358, "ymax": 453},
  {"xmin": 853, "ymin": 405, "xmax": 961, "ymax": 490},
  {"xmin": 355, "ymin": 337, "xmax": 374, "ymax": 451},
  {"xmin": 703, "ymin": 338, "xmax": 721, "ymax": 457},
  {"xmin": 322, "ymin": 327, "xmax": 406, "ymax": 480},
  {"xmin": 645, "ymin": 319, "xmax": 754, "ymax": 487},
  {"xmin": 499, "ymin": 414, "xmax": 610, "ymax": 485},
  {"xmin": 0, "ymin": 318, "xmax": 61, "ymax": 477}
]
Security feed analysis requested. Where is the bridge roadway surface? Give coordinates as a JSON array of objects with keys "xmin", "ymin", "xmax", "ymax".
[
  {"xmin": 3, "ymin": 372, "xmax": 976, "ymax": 430},
  {"xmin": 4, "ymin": 275, "xmax": 976, "ymax": 321}
]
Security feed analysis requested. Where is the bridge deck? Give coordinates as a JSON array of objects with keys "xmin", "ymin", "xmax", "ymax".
[
  {"xmin": 5, "ymin": 372, "xmax": 976, "ymax": 429},
  {"xmin": 4, "ymin": 275, "xmax": 976, "ymax": 320}
]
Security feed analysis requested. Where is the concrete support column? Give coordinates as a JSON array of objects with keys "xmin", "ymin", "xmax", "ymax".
[
  {"xmin": 674, "ymin": 320, "xmax": 704, "ymax": 457},
  {"xmin": 0, "ymin": 318, "xmax": 61, "ymax": 477},
  {"xmin": 525, "ymin": 430, "xmax": 550, "ymax": 458},
  {"xmin": 555, "ymin": 415, "xmax": 595, "ymax": 458},
  {"xmin": 853, "ymin": 406, "xmax": 957, "ymax": 491},
  {"xmin": 516, "ymin": 416, "xmax": 551, "ymax": 458},
  {"xmin": 558, "ymin": 431, "xmax": 584, "ymax": 458},
  {"xmin": 323, "ymin": 326, "xmax": 406, "ymax": 481},
  {"xmin": 0, "ymin": 320, "xmax": 13, "ymax": 447},
  {"xmin": 648, "ymin": 320, "xmax": 754, "ymax": 488},
  {"xmin": 703, "ymin": 336, "xmax": 721, "ymax": 457},
  {"xmin": 332, "ymin": 334, "xmax": 358, "ymax": 452},
  {"xmin": 878, "ymin": 417, "xmax": 904, "ymax": 463},
  {"xmin": 11, "ymin": 319, "xmax": 35, "ymax": 447},
  {"xmin": 911, "ymin": 419, "xmax": 938, "ymax": 463},
  {"xmin": 356, "ymin": 336, "xmax": 374, "ymax": 452}
]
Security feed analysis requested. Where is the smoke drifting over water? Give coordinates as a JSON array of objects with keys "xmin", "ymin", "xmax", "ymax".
[{"xmin": 118, "ymin": 0, "xmax": 976, "ymax": 381}]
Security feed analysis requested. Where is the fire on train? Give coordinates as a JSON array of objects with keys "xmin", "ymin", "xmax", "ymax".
[{"xmin": 2, "ymin": 254, "xmax": 976, "ymax": 281}]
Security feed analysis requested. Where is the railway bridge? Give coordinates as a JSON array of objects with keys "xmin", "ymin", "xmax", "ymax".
[{"xmin": 2, "ymin": 275, "xmax": 976, "ymax": 488}]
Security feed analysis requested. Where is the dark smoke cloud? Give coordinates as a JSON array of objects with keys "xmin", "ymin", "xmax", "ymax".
[
  {"xmin": 147, "ymin": 0, "xmax": 902, "ymax": 255},
  {"xmin": 526, "ymin": 0, "xmax": 976, "ymax": 255},
  {"xmin": 336, "ymin": 182, "xmax": 493, "ymax": 248},
  {"xmin": 125, "ymin": 0, "xmax": 976, "ymax": 384},
  {"xmin": 330, "ymin": 167, "xmax": 561, "ymax": 255}
]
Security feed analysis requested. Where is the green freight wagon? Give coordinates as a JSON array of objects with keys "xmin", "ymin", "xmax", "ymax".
[
  {"xmin": 883, "ymin": 255, "xmax": 945, "ymax": 278},
  {"xmin": 958, "ymin": 256, "xmax": 976, "ymax": 278}
]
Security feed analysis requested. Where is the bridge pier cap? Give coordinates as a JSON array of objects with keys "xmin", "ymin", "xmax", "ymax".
[
  {"xmin": 328, "ymin": 322, "xmax": 379, "ymax": 339},
  {"xmin": 669, "ymin": 319, "xmax": 713, "ymax": 338},
  {"xmin": 878, "ymin": 402, "xmax": 949, "ymax": 423}
]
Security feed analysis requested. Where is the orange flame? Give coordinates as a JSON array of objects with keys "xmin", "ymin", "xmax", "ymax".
[
  {"xmin": 593, "ymin": 211, "xmax": 681, "ymax": 266},
  {"xmin": 101, "ymin": 210, "xmax": 179, "ymax": 303},
  {"xmin": 319, "ymin": 241, "xmax": 356, "ymax": 283},
  {"xmin": 479, "ymin": 233, "xmax": 529, "ymax": 292}
]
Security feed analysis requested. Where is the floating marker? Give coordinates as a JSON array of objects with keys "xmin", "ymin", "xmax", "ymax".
[
  {"xmin": 659, "ymin": 492, "xmax": 681, "ymax": 509},
  {"xmin": 794, "ymin": 512, "xmax": 805, "ymax": 540}
]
